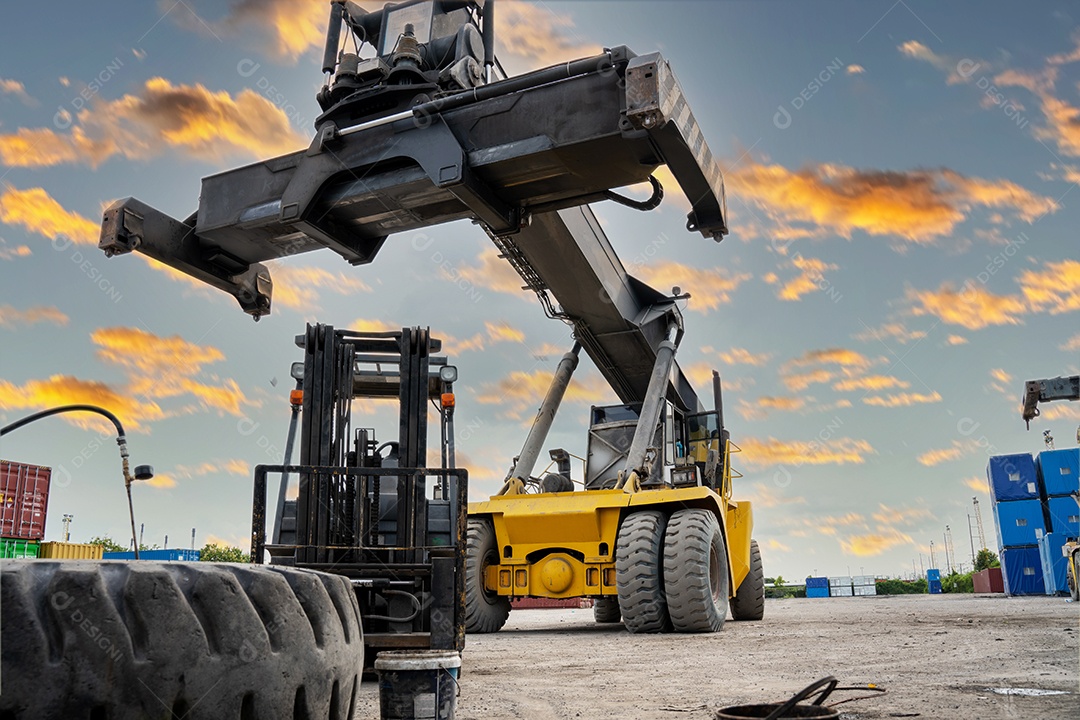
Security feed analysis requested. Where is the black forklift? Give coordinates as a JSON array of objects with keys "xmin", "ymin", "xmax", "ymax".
[{"xmin": 251, "ymin": 323, "xmax": 467, "ymax": 659}]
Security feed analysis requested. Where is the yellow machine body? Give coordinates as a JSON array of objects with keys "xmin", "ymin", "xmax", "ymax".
[{"xmin": 469, "ymin": 487, "xmax": 753, "ymax": 599}]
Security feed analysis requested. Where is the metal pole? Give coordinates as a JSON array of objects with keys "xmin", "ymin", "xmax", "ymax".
[
  {"xmin": 509, "ymin": 343, "xmax": 581, "ymax": 482},
  {"xmin": 967, "ymin": 514, "xmax": 976, "ymax": 564},
  {"xmin": 622, "ymin": 324, "xmax": 679, "ymax": 483},
  {"xmin": 191, "ymin": 528, "xmax": 196, "ymax": 551},
  {"xmin": 273, "ymin": 385, "xmax": 303, "ymax": 543}
]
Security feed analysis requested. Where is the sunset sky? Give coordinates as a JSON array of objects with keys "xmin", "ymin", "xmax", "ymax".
[{"xmin": 1, "ymin": 1, "xmax": 1077, "ymax": 581}]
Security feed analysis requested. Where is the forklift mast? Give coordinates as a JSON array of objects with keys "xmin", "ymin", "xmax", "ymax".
[{"xmin": 252, "ymin": 324, "xmax": 466, "ymax": 653}]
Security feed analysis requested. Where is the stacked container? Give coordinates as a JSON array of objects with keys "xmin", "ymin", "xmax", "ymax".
[
  {"xmin": 852, "ymin": 575, "xmax": 877, "ymax": 596},
  {"xmin": 103, "ymin": 549, "xmax": 201, "ymax": 561},
  {"xmin": 38, "ymin": 541, "xmax": 104, "ymax": 560},
  {"xmin": 805, "ymin": 576, "xmax": 829, "ymax": 598},
  {"xmin": 988, "ymin": 453, "xmax": 1046, "ymax": 595},
  {"xmin": 1039, "ymin": 448, "xmax": 1079, "ymax": 538},
  {"xmin": 1037, "ymin": 533, "xmax": 1069, "ymax": 595},
  {"xmin": 927, "ymin": 568, "xmax": 942, "ymax": 594},
  {"xmin": 1, "ymin": 460, "xmax": 51, "ymax": 558},
  {"xmin": 828, "ymin": 576, "xmax": 853, "ymax": 597}
]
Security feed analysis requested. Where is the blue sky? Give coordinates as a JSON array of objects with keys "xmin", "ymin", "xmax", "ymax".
[{"xmin": 0, "ymin": 1, "xmax": 1077, "ymax": 580}]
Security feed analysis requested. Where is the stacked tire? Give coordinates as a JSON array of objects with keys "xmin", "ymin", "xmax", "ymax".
[{"xmin": 0, "ymin": 561, "xmax": 364, "ymax": 720}]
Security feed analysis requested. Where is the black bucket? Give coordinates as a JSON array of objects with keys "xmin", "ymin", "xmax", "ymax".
[
  {"xmin": 717, "ymin": 677, "xmax": 842, "ymax": 720},
  {"xmin": 375, "ymin": 650, "xmax": 461, "ymax": 720}
]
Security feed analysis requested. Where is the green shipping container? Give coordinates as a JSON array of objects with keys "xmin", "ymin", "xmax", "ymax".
[{"xmin": 1, "ymin": 538, "xmax": 39, "ymax": 559}]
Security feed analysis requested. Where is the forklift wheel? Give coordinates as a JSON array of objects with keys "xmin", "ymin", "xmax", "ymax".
[
  {"xmin": 0, "ymin": 560, "xmax": 363, "ymax": 719},
  {"xmin": 663, "ymin": 508, "xmax": 728, "ymax": 633},
  {"xmin": 729, "ymin": 538, "xmax": 765, "ymax": 621},
  {"xmin": 615, "ymin": 510, "xmax": 672, "ymax": 633}
]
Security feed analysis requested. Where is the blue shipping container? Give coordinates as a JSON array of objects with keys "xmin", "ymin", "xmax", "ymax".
[
  {"xmin": 987, "ymin": 454, "xmax": 1040, "ymax": 501},
  {"xmin": 806, "ymin": 587, "xmax": 830, "ymax": 598},
  {"xmin": 1000, "ymin": 546, "xmax": 1045, "ymax": 595},
  {"xmin": 926, "ymin": 568, "xmax": 941, "ymax": 582},
  {"xmin": 102, "ymin": 549, "xmax": 201, "ymax": 561},
  {"xmin": 1037, "ymin": 448, "xmax": 1080, "ymax": 497},
  {"xmin": 994, "ymin": 498, "xmax": 1048, "ymax": 547},
  {"xmin": 1046, "ymin": 495, "xmax": 1080, "ymax": 538},
  {"xmin": 928, "ymin": 580, "xmax": 942, "ymax": 594},
  {"xmin": 805, "ymin": 576, "xmax": 829, "ymax": 589},
  {"xmin": 1038, "ymin": 533, "xmax": 1069, "ymax": 595}
]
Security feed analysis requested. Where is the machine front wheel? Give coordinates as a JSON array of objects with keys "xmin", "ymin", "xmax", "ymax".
[
  {"xmin": 464, "ymin": 518, "xmax": 511, "ymax": 634},
  {"xmin": 663, "ymin": 508, "xmax": 728, "ymax": 633}
]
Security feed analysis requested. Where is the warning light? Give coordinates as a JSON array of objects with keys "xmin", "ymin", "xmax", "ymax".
[
  {"xmin": 441, "ymin": 392, "xmax": 456, "ymax": 408},
  {"xmin": 289, "ymin": 389, "xmax": 304, "ymax": 405}
]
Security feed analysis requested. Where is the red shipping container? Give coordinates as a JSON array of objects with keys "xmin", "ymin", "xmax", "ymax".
[
  {"xmin": 972, "ymin": 567, "xmax": 1005, "ymax": 594},
  {"xmin": 0, "ymin": 460, "xmax": 51, "ymax": 540}
]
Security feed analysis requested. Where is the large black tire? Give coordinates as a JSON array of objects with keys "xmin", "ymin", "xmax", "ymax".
[
  {"xmin": 663, "ymin": 509, "xmax": 728, "ymax": 633},
  {"xmin": 0, "ymin": 560, "xmax": 363, "ymax": 720},
  {"xmin": 615, "ymin": 510, "xmax": 671, "ymax": 633},
  {"xmin": 729, "ymin": 538, "xmax": 765, "ymax": 621},
  {"xmin": 592, "ymin": 596, "xmax": 621, "ymax": 623},
  {"xmin": 464, "ymin": 518, "xmax": 510, "ymax": 633}
]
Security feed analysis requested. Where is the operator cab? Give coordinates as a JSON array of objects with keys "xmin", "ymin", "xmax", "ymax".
[{"xmin": 585, "ymin": 400, "xmax": 724, "ymax": 491}]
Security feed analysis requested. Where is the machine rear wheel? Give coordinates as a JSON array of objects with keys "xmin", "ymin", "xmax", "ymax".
[
  {"xmin": 592, "ymin": 596, "xmax": 621, "ymax": 623},
  {"xmin": 729, "ymin": 539, "xmax": 765, "ymax": 621},
  {"xmin": 615, "ymin": 510, "xmax": 671, "ymax": 633},
  {"xmin": 464, "ymin": 518, "xmax": 511, "ymax": 634},
  {"xmin": 663, "ymin": 509, "xmax": 728, "ymax": 633},
  {"xmin": 0, "ymin": 560, "xmax": 363, "ymax": 720}
]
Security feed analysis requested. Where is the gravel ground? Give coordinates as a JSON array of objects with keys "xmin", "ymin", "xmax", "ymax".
[{"xmin": 360, "ymin": 594, "xmax": 1078, "ymax": 719}]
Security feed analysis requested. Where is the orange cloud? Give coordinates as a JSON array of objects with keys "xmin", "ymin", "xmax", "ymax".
[
  {"xmin": 908, "ymin": 283, "xmax": 1027, "ymax": 329},
  {"xmin": 0, "ymin": 78, "xmax": 306, "ymax": 168},
  {"xmin": 840, "ymin": 529, "xmax": 914, "ymax": 557},
  {"xmin": 0, "ymin": 243, "xmax": 31, "ymax": 260},
  {"xmin": 728, "ymin": 160, "xmax": 1056, "ymax": 243},
  {"xmin": 0, "ymin": 375, "xmax": 166, "ymax": 432},
  {"xmin": 173, "ymin": 459, "xmax": 250, "ymax": 479},
  {"xmin": 496, "ymin": 1, "xmax": 604, "ymax": 71},
  {"xmin": 144, "ymin": 474, "xmax": 177, "ymax": 489},
  {"xmin": 846, "ymin": 64, "xmax": 866, "ymax": 75},
  {"xmin": 788, "ymin": 348, "xmax": 874, "ymax": 369},
  {"xmin": 776, "ymin": 255, "xmax": 838, "ymax": 301},
  {"xmin": 739, "ymin": 437, "xmax": 875, "ymax": 468},
  {"xmin": 1018, "ymin": 260, "xmax": 1080, "ymax": 314},
  {"xmin": 1061, "ymin": 333, "xmax": 1080, "ymax": 352},
  {"xmin": 0, "ymin": 186, "xmax": 98, "ymax": 243},
  {"xmin": 634, "ymin": 262, "xmax": 751, "ymax": 312},
  {"xmin": 917, "ymin": 440, "xmax": 979, "ymax": 467},
  {"xmin": 350, "ymin": 319, "xmax": 400, "ymax": 333},
  {"xmin": 855, "ymin": 322, "xmax": 927, "ymax": 345},
  {"xmin": 718, "ymin": 348, "xmax": 771, "ymax": 366},
  {"xmin": 782, "ymin": 369, "xmax": 835, "ymax": 392},
  {"xmin": 863, "ymin": 391, "xmax": 942, "ymax": 407},
  {"xmin": 872, "ymin": 504, "xmax": 933, "ymax": 526},
  {"xmin": 738, "ymin": 396, "xmax": 808, "ymax": 420},
  {"xmin": 476, "ymin": 369, "xmax": 612, "ymax": 418},
  {"xmin": 946, "ymin": 335, "xmax": 969, "ymax": 345},
  {"xmin": 0, "ymin": 305, "xmax": 68, "ymax": 328},
  {"xmin": 91, "ymin": 326, "xmax": 253, "ymax": 417},
  {"xmin": 1041, "ymin": 403, "xmax": 1080, "ymax": 421},
  {"xmin": 742, "ymin": 482, "xmax": 807, "ymax": 509},
  {"xmin": 445, "ymin": 321, "xmax": 526, "ymax": 354},
  {"xmin": 989, "ymin": 368, "xmax": 1012, "ymax": 384},
  {"xmin": 833, "ymin": 375, "xmax": 910, "ymax": 392},
  {"xmin": 271, "ymin": 264, "xmax": 371, "ymax": 310},
  {"xmin": 964, "ymin": 476, "xmax": 989, "ymax": 493},
  {"xmin": 449, "ymin": 248, "xmax": 528, "ymax": 296},
  {"xmin": 763, "ymin": 539, "xmax": 791, "ymax": 552}
]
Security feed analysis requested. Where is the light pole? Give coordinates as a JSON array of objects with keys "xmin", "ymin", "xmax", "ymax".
[{"xmin": 62, "ymin": 514, "xmax": 73, "ymax": 542}]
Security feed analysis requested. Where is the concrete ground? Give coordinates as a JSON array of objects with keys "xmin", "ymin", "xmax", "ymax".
[{"xmin": 361, "ymin": 594, "xmax": 1078, "ymax": 719}]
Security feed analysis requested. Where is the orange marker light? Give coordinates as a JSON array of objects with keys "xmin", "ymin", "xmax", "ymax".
[
  {"xmin": 289, "ymin": 389, "xmax": 304, "ymax": 405},
  {"xmin": 441, "ymin": 392, "xmax": 456, "ymax": 408}
]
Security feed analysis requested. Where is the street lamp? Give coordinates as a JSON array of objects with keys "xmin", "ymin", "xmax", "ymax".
[{"xmin": 62, "ymin": 513, "xmax": 73, "ymax": 542}]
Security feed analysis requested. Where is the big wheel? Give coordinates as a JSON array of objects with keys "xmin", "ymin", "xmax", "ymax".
[
  {"xmin": 663, "ymin": 508, "xmax": 728, "ymax": 633},
  {"xmin": 615, "ymin": 510, "xmax": 671, "ymax": 633},
  {"xmin": 0, "ymin": 560, "xmax": 363, "ymax": 720},
  {"xmin": 729, "ymin": 538, "xmax": 765, "ymax": 621},
  {"xmin": 464, "ymin": 518, "xmax": 511, "ymax": 633}
]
